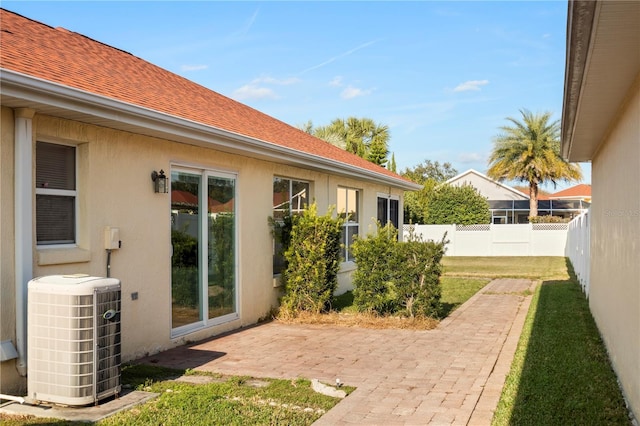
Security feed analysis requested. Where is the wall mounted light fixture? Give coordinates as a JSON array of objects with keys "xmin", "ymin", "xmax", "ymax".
[{"xmin": 151, "ymin": 169, "xmax": 168, "ymax": 193}]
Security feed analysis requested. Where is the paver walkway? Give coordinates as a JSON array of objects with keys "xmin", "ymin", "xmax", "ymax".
[{"xmin": 143, "ymin": 278, "xmax": 534, "ymax": 425}]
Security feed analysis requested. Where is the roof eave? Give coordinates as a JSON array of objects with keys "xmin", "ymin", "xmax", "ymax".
[
  {"xmin": 1, "ymin": 69, "xmax": 420, "ymax": 191},
  {"xmin": 561, "ymin": 0, "xmax": 640, "ymax": 162},
  {"xmin": 561, "ymin": 0, "xmax": 597, "ymax": 161}
]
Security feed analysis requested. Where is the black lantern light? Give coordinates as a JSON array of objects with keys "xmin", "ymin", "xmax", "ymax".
[{"xmin": 151, "ymin": 169, "xmax": 168, "ymax": 193}]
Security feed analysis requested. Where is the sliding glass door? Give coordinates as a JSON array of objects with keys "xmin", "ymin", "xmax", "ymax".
[{"xmin": 171, "ymin": 168, "xmax": 237, "ymax": 335}]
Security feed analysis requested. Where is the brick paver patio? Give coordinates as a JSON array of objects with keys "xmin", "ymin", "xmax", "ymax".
[{"xmin": 143, "ymin": 278, "xmax": 534, "ymax": 425}]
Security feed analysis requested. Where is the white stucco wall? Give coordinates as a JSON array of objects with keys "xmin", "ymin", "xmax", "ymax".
[
  {"xmin": 0, "ymin": 109, "xmax": 404, "ymax": 394},
  {"xmin": 589, "ymin": 80, "xmax": 640, "ymax": 418}
]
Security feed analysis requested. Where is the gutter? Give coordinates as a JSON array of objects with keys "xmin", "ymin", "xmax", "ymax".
[
  {"xmin": 561, "ymin": 0, "xmax": 598, "ymax": 160},
  {"xmin": 0, "ymin": 70, "xmax": 420, "ymax": 191}
]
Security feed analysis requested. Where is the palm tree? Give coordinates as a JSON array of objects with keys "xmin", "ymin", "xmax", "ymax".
[
  {"xmin": 313, "ymin": 117, "xmax": 390, "ymax": 166},
  {"xmin": 487, "ymin": 109, "xmax": 582, "ymax": 217}
]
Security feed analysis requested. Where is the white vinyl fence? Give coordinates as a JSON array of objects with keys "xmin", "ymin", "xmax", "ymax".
[
  {"xmin": 565, "ymin": 211, "xmax": 590, "ymax": 295},
  {"xmin": 403, "ymin": 223, "xmax": 569, "ymax": 257}
]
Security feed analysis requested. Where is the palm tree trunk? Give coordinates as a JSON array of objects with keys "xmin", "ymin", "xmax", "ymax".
[{"xmin": 529, "ymin": 183, "xmax": 538, "ymax": 218}]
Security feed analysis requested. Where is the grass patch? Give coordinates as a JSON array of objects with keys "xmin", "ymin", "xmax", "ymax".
[
  {"xmin": 439, "ymin": 276, "xmax": 491, "ymax": 317},
  {"xmin": 442, "ymin": 256, "xmax": 569, "ymax": 280},
  {"xmin": 102, "ymin": 365, "xmax": 349, "ymax": 426},
  {"xmin": 492, "ymin": 280, "xmax": 631, "ymax": 425},
  {"xmin": 331, "ymin": 290, "xmax": 356, "ymax": 313},
  {"xmin": 0, "ymin": 364, "xmax": 351, "ymax": 426}
]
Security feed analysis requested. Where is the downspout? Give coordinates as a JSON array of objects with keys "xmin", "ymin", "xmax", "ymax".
[{"xmin": 14, "ymin": 108, "xmax": 35, "ymax": 377}]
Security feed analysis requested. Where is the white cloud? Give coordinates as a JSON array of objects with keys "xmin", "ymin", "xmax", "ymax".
[
  {"xmin": 232, "ymin": 84, "xmax": 278, "ymax": 101},
  {"xmin": 458, "ymin": 152, "xmax": 486, "ymax": 163},
  {"xmin": 340, "ymin": 85, "xmax": 373, "ymax": 100},
  {"xmin": 329, "ymin": 76, "xmax": 343, "ymax": 87},
  {"xmin": 453, "ymin": 80, "xmax": 489, "ymax": 92},
  {"xmin": 181, "ymin": 64, "xmax": 208, "ymax": 72}
]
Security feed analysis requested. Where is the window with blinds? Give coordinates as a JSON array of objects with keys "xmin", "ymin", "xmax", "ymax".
[{"xmin": 35, "ymin": 142, "xmax": 77, "ymax": 245}]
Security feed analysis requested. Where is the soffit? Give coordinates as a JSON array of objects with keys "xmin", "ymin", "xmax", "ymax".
[{"xmin": 562, "ymin": 1, "xmax": 640, "ymax": 162}]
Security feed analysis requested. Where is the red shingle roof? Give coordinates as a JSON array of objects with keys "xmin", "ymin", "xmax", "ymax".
[
  {"xmin": 550, "ymin": 184, "xmax": 591, "ymax": 199},
  {"xmin": 0, "ymin": 9, "xmax": 412, "ymax": 186},
  {"xmin": 512, "ymin": 186, "xmax": 551, "ymax": 200}
]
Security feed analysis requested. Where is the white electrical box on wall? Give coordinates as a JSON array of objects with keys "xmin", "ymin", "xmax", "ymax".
[{"xmin": 104, "ymin": 227, "xmax": 120, "ymax": 250}]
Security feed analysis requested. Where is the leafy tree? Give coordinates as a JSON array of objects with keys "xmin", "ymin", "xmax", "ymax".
[
  {"xmin": 425, "ymin": 184, "xmax": 490, "ymax": 225},
  {"xmin": 389, "ymin": 153, "xmax": 397, "ymax": 173},
  {"xmin": 366, "ymin": 138, "xmax": 389, "ymax": 166},
  {"xmin": 401, "ymin": 161, "xmax": 458, "ymax": 223},
  {"xmin": 487, "ymin": 109, "xmax": 582, "ymax": 217},
  {"xmin": 401, "ymin": 160, "xmax": 457, "ymax": 185}
]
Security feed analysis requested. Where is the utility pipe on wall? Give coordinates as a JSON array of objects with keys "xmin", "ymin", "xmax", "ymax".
[{"xmin": 14, "ymin": 108, "xmax": 35, "ymax": 377}]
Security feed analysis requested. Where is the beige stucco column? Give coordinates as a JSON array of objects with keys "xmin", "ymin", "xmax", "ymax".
[{"xmin": 14, "ymin": 107, "xmax": 35, "ymax": 376}]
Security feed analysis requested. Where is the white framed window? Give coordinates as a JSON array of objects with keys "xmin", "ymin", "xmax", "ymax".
[
  {"xmin": 35, "ymin": 141, "xmax": 77, "ymax": 246},
  {"xmin": 337, "ymin": 187, "xmax": 359, "ymax": 262},
  {"xmin": 272, "ymin": 177, "xmax": 310, "ymax": 275}
]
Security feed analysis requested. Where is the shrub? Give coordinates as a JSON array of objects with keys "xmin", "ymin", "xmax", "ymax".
[
  {"xmin": 351, "ymin": 224, "xmax": 403, "ymax": 314},
  {"xmin": 352, "ymin": 223, "xmax": 446, "ymax": 318},
  {"xmin": 528, "ymin": 215, "xmax": 571, "ymax": 223},
  {"xmin": 279, "ymin": 203, "xmax": 344, "ymax": 316},
  {"xmin": 426, "ymin": 183, "xmax": 490, "ymax": 225}
]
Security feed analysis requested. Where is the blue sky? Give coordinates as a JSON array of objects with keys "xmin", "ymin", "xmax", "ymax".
[{"xmin": 4, "ymin": 1, "xmax": 589, "ymax": 189}]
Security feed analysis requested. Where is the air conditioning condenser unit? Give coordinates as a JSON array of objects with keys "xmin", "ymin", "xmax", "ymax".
[{"xmin": 27, "ymin": 274, "xmax": 121, "ymax": 406}]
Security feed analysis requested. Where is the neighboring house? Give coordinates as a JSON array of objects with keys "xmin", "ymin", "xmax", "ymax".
[
  {"xmin": 562, "ymin": 0, "xmax": 639, "ymax": 419},
  {"xmin": 513, "ymin": 186, "xmax": 551, "ymax": 200},
  {"xmin": 446, "ymin": 169, "xmax": 588, "ymax": 223},
  {"xmin": 0, "ymin": 9, "xmax": 419, "ymax": 395},
  {"xmin": 549, "ymin": 183, "xmax": 591, "ymax": 203}
]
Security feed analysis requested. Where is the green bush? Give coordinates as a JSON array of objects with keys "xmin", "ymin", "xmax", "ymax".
[
  {"xmin": 426, "ymin": 183, "xmax": 490, "ymax": 225},
  {"xmin": 352, "ymin": 223, "xmax": 446, "ymax": 318},
  {"xmin": 280, "ymin": 203, "xmax": 344, "ymax": 316},
  {"xmin": 528, "ymin": 215, "xmax": 571, "ymax": 223}
]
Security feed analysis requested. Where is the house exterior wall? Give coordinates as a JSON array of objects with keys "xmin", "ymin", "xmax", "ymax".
[
  {"xmin": 0, "ymin": 109, "xmax": 404, "ymax": 394},
  {"xmin": 589, "ymin": 80, "xmax": 639, "ymax": 417},
  {"xmin": 449, "ymin": 172, "xmax": 527, "ymax": 201}
]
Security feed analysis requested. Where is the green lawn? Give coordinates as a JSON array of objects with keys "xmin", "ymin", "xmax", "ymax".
[
  {"xmin": 492, "ymin": 275, "xmax": 631, "ymax": 424},
  {"xmin": 442, "ymin": 256, "xmax": 570, "ymax": 280},
  {"xmin": 439, "ymin": 276, "xmax": 491, "ymax": 317},
  {"xmin": 0, "ymin": 365, "xmax": 350, "ymax": 426}
]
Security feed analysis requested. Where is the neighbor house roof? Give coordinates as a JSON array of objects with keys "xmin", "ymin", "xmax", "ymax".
[
  {"xmin": 0, "ymin": 9, "xmax": 419, "ymax": 190},
  {"xmin": 445, "ymin": 169, "xmax": 530, "ymax": 200},
  {"xmin": 561, "ymin": 0, "xmax": 640, "ymax": 161},
  {"xmin": 549, "ymin": 184, "xmax": 591, "ymax": 200},
  {"xmin": 513, "ymin": 186, "xmax": 551, "ymax": 200}
]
